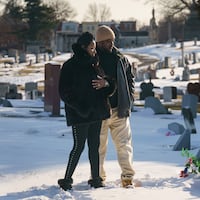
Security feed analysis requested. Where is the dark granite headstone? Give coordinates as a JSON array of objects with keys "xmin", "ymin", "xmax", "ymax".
[
  {"xmin": 187, "ymin": 82, "xmax": 200, "ymax": 102},
  {"xmin": 139, "ymin": 82, "xmax": 154, "ymax": 100},
  {"xmin": 0, "ymin": 82, "xmax": 10, "ymax": 98},
  {"xmin": 5, "ymin": 84, "xmax": 22, "ymax": 99}
]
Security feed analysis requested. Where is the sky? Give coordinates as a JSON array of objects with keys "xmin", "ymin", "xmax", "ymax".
[
  {"xmin": 0, "ymin": 41, "xmax": 200, "ymax": 199},
  {"xmin": 68, "ymin": 0, "xmax": 157, "ymax": 25},
  {"xmin": 0, "ymin": 0, "xmax": 158, "ymax": 26}
]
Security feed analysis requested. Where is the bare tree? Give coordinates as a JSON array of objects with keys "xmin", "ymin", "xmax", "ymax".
[
  {"xmin": 43, "ymin": 0, "xmax": 77, "ymax": 21},
  {"xmin": 99, "ymin": 3, "xmax": 111, "ymax": 21},
  {"xmin": 84, "ymin": 3, "xmax": 111, "ymax": 22},
  {"xmin": 150, "ymin": 0, "xmax": 200, "ymax": 18}
]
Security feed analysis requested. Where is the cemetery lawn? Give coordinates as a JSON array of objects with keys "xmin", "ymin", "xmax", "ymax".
[{"xmin": 0, "ymin": 40, "xmax": 200, "ymax": 199}]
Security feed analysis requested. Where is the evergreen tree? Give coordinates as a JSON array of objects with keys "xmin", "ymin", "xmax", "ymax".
[{"xmin": 24, "ymin": 0, "xmax": 57, "ymax": 41}]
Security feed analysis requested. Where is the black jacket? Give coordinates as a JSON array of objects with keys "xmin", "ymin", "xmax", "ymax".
[
  {"xmin": 97, "ymin": 47, "xmax": 135, "ymax": 118},
  {"xmin": 59, "ymin": 45, "xmax": 116, "ymax": 126}
]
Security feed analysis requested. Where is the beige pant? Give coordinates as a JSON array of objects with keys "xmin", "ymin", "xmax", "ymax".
[{"xmin": 99, "ymin": 108, "xmax": 135, "ymax": 180}]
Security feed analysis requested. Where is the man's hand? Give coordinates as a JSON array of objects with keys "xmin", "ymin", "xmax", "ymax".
[{"xmin": 92, "ymin": 75, "xmax": 109, "ymax": 90}]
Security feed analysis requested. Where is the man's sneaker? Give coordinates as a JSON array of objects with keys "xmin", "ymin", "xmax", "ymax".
[
  {"xmin": 121, "ymin": 175, "xmax": 133, "ymax": 188},
  {"xmin": 88, "ymin": 177, "xmax": 105, "ymax": 188},
  {"xmin": 58, "ymin": 178, "xmax": 73, "ymax": 191},
  {"xmin": 121, "ymin": 179, "xmax": 133, "ymax": 188}
]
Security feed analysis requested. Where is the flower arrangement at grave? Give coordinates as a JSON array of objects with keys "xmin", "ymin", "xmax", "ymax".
[{"xmin": 180, "ymin": 148, "xmax": 200, "ymax": 178}]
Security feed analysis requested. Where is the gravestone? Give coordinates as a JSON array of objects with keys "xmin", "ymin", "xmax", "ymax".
[
  {"xmin": 36, "ymin": 53, "xmax": 40, "ymax": 63},
  {"xmin": 168, "ymin": 122, "xmax": 185, "ymax": 135},
  {"xmin": 181, "ymin": 94, "xmax": 198, "ymax": 118},
  {"xmin": 44, "ymin": 53, "xmax": 49, "ymax": 62},
  {"xmin": 19, "ymin": 53, "xmax": 27, "ymax": 63},
  {"xmin": 184, "ymin": 55, "xmax": 189, "ymax": 65},
  {"xmin": 163, "ymin": 86, "xmax": 177, "ymax": 102},
  {"xmin": 178, "ymin": 59, "xmax": 183, "ymax": 67},
  {"xmin": 182, "ymin": 66, "xmax": 190, "ymax": 81},
  {"xmin": 171, "ymin": 38, "xmax": 176, "ymax": 47},
  {"xmin": 44, "ymin": 63, "xmax": 61, "ymax": 116},
  {"xmin": 0, "ymin": 98, "xmax": 12, "ymax": 107},
  {"xmin": 192, "ymin": 52, "xmax": 197, "ymax": 64},
  {"xmin": 182, "ymin": 107, "xmax": 196, "ymax": 134},
  {"xmin": 164, "ymin": 56, "xmax": 171, "ymax": 68},
  {"xmin": 187, "ymin": 82, "xmax": 200, "ymax": 101},
  {"xmin": 144, "ymin": 96, "xmax": 170, "ymax": 114},
  {"xmin": 0, "ymin": 82, "xmax": 10, "ymax": 98},
  {"xmin": 173, "ymin": 129, "xmax": 191, "ymax": 151},
  {"xmin": 139, "ymin": 82, "xmax": 154, "ymax": 100},
  {"xmin": 25, "ymin": 82, "xmax": 38, "ymax": 99},
  {"xmin": 5, "ymin": 84, "xmax": 22, "ymax": 99}
]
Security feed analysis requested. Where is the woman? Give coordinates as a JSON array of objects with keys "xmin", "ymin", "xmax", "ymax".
[{"xmin": 58, "ymin": 32, "xmax": 115, "ymax": 190}]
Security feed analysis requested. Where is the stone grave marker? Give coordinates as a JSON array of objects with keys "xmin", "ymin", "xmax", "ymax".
[
  {"xmin": 187, "ymin": 82, "xmax": 200, "ymax": 102},
  {"xmin": 192, "ymin": 52, "xmax": 197, "ymax": 64},
  {"xmin": 181, "ymin": 94, "xmax": 198, "ymax": 118},
  {"xmin": 168, "ymin": 122, "xmax": 185, "ymax": 135},
  {"xmin": 182, "ymin": 107, "xmax": 196, "ymax": 134},
  {"xmin": 164, "ymin": 56, "xmax": 171, "ymax": 68},
  {"xmin": 173, "ymin": 129, "xmax": 191, "ymax": 151},
  {"xmin": 5, "ymin": 84, "xmax": 22, "ymax": 99},
  {"xmin": 25, "ymin": 82, "xmax": 38, "ymax": 99},
  {"xmin": 144, "ymin": 96, "xmax": 170, "ymax": 114},
  {"xmin": 163, "ymin": 86, "xmax": 177, "ymax": 102},
  {"xmin": 139, "ymin": 82, "xmax": 154, "ymax": 100},
  {"xmin": 0, "ymin": 82, "xmax": 10, "ymax": 98},
  {"xmin": 182, "ymin": 66, "xmax": 190, "ymax": 81}
]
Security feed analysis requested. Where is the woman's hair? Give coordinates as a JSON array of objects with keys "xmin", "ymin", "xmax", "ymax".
[
  {"xmin": 72, "ymin": 32, "xmax": 94, "ymax": 55},
  {"xmin": 77, "ymin": 32, "xmax": 94, "ymax": 48}
]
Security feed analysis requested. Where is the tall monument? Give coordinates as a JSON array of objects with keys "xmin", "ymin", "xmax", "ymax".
[{"xmin": 149, "ymin": 8, "xmax": 158, "ymax": 44}]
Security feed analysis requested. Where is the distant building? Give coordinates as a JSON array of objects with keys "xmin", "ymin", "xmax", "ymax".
[
  {"xmin": 119, "ymin": 31, "xmax": 149, "ymax": 48},
  {"xmin": 119, "ymin": 21, "xmax": 137, "ymax": 32},
  {"xmin": 55, "ymin": 21, "xmax": 81, "ymax": 52},
  {"xmin": 118, "ymin": 21, "xmax": 149, "ymax": 48},
  {"xmin": 82, "ymin": 21, "xmax": 99, "ymax": 36}
]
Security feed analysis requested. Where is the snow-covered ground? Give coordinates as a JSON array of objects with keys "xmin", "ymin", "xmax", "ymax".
[{"xmin": 0, "ymin": 41, "xmax": 200, "ymax": 200}]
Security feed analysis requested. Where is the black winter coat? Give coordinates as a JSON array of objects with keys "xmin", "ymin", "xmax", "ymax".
[
  {"xmin": 97, "ymin": 47, "xmax": 135, "ymax": 118},
  {"xmin": 59, "ymin": 47, "xmax": 116, "ymax": 126}
]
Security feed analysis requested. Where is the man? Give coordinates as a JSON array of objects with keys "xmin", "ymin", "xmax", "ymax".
[{"xmin": 95, "ymin": 25, "xmax": 135, "ymax": 188}]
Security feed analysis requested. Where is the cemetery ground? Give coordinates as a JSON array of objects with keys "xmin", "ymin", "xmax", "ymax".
[{"xmin": 0, "ymin": 41, "xmax": 200, "ymax": 199}]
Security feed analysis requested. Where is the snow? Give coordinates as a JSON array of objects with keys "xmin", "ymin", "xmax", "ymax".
[{"xmin": 0, "ymin": 41, "xmax": 200, "ymax": 200}]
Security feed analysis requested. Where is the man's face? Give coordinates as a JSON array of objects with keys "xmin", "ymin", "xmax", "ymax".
[{"xmin": 97, "ymin": 39, "xmax": 114, "ymax": 53}]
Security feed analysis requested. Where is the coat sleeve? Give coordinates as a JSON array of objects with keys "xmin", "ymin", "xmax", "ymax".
[
  {"xmin": 59, "ymin": 61, "xmax": 80, "ymax": 109},
  {"xmin": 103, "ymin": 76, "xmax": 116, "ymax": 97},
  {"xmin": 124, "ymin": 57, "xmax": 135, "ymax": 102}
]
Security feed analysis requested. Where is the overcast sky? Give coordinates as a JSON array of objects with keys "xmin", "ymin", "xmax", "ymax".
[{"xmin": 68, "ymin": 0, "xmax": 158, "ymax": 25}]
